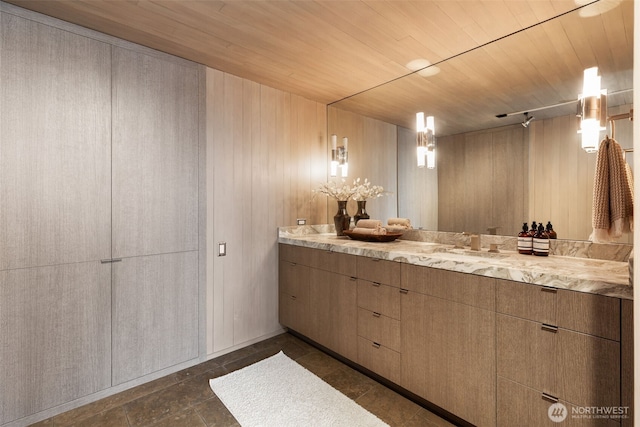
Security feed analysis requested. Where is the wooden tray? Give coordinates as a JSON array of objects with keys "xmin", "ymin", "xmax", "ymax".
[{"xmin": 343, "ymin": 230, "xmax": 403, "ymax": 242}]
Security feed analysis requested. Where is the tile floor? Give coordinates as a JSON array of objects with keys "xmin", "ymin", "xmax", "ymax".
[{"xmin": 31, "ymin": 333, "xmax": 454, "ymax": 427}]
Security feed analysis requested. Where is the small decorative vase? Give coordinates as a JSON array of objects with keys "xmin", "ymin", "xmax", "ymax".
[
  {"xmin": 354, "ymin": 200, "xmax": 370, "ymax": 225},
  {"xmin": 334, "ymin": 200, "xmax": 351, "ymax": 236}
]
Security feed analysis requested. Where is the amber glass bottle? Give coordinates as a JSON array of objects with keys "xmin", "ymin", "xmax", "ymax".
[
  {"xmin": 545, "ymin": 221, "xmax": 557, "ymax": 239},
  {"xmin": 517, "ymin": 223, "xmax": 533, "ymax": 255},
  {"xmin": 533, "ymin": 223, "xmax": 549, "ymax": 256}
]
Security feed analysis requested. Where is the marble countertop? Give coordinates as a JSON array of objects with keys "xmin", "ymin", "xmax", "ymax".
[{"xmin": 278, "ymin": 230, "xmax": 633, "ymax": 300}]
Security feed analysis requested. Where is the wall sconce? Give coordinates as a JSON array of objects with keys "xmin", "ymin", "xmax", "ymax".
[
  {"xmin": 577, "ymin": 67, "xmax": 607, "ymax": 153},
  {"xmin": 416, "ymin": 113, "xmax": 436, "ymax": 169},
  {"xmin": 330, "ymin": 134, "xmax": 348, "ymax": 177}
]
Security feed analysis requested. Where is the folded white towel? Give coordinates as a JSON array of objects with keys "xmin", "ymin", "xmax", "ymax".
[
  {"xmin": 387, "ymin": 218, "xmax": 412, "ymax": 231},
  {"xmin": 356, "ymin": 219, "xmax": 384, "ymax": 229},
  {"xmin": 351, "ymin": 227, "xmax": 387, "ymax": 236}
]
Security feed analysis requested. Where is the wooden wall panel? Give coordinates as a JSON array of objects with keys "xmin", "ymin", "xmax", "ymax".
[
  {"xmin": 492, "ymin": 126, "xmax": 527, "ymax": 237},
  {"xmin": 397, "ymin": 126, "xmax": 438, "ymax": 230},
  {"xmin": 464, "ymin": 131, "xmax": 494, "ymax": 235},
  {"xmin": 207, "ymin": 68, "xmax": 328, "ymax": 354},
  {"xmin": 529, "ymin": 105, "xmax": 632, "ymax": 242},
  {"xmin": 437, "ymin": 133, "xmax": 466, "ymax": 232},
  {"xmin": 328, "ymin": 106, "xmax": 398, "ymax": 224},
  {"xmin": 438, "ymin": 125, "xmax": 527, "ymax": 236}
]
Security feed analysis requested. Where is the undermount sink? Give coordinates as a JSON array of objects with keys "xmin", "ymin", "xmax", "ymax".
[{"xmin": 434, "ymin": 247, "xmax": 509, "ymax": 259}]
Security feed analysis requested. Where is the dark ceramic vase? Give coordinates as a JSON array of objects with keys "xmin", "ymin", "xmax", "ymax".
[
  {"xmin": 353, "ymin": 200, "xmax": 370, "ymax": 225},
  {"xmin": 334, "ymin": 200, "xmax": 351, "ymax": 236}
]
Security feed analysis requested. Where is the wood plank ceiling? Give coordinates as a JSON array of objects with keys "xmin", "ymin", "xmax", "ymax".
[{"xmin": 4, "ymin": 0, "xmax": 633, "ymax": 135}]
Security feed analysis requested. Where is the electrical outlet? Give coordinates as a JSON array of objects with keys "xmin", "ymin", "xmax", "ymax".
[
  {"xmin": 218, "ymin": 242, "xmax": 226, "ymax": 256},
  {"xmin": 297, "ymin": 218, "xmax": 306, "ymax": 225}
]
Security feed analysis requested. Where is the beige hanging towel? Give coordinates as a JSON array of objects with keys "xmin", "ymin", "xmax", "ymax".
[{"xmin": 590, "ymin": 137, "xmax": 634, "ymax": 242}]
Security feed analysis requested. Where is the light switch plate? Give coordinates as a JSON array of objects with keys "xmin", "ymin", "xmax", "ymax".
[{"xmin": 218, "ymin": 242, "xmax": 226, "ymax": 256}]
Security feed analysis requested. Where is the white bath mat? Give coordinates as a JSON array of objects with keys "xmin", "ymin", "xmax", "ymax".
[{"xmin": 209, "ymin": 351, "xmax": 388, "ymax": 427}]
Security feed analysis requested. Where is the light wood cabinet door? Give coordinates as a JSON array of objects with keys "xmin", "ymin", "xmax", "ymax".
[
  {"xmin": 0, "ymin": 263, "xmax": 111, "ymax": 424},
  {"xmin": 279, "ymin": 260, "xmax": 311, "ymax": 336},
  {"xmin": 112, "ymin": 47, "xmax": 199, "ymax": 258},
  {"xmin": 497, "ymin": 314, "xmax": 557, "ymax": 394},
  {"xmin": 401, "ymin": 289, "xmax": 496, "ymax": 426},
  {"xmin": 0, "ymin": 13, "xmax": 111, "ymax": 271},
  {"xmin": 112, "ymin": 252, "xmax": 199, "ymax": 385},
  {"xmin": 556, "ymin": 329, "xmax": 620, "ymax": 409},
  {"xmin": 308, "ymin": 268, "xmax": 358, "ymax": 361}
]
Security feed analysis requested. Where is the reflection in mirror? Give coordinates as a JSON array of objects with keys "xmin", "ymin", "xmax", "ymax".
[{"xmin": 329, "ymin": 1, "xmax": 633, "ymax": 241}]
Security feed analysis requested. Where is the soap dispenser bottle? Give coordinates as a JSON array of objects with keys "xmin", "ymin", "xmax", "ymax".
[
  {"xmin": 518, "ymin": 223, "xmax": 533, "ymax": 255},
  {"xmin": 545, "ymin": 221, "xmax": 557, "ymax": 239},
  {"xmin": 533, "ymin": 223, "xmax": 549, "ymax": 256}
]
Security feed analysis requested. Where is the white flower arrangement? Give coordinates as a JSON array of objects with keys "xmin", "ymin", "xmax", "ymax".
[
  {"xmin": 351, "ymin": 178, "xmax": 385, "ymax": 201},
  {"xmin": 313, "ymin": 179, "xmax": 356, "ymax": 201}
]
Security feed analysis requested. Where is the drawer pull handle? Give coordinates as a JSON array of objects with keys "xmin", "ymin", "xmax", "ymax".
[
  {"xmin": 541, "ymin": 323, "xmax": 558, "ymax": 333},
  {"xmin": 541, "ymin": 286, "xmax": 557, "ymax": 294},
  {"xmin": 289, "ymin": 262, "xmax": 297, "ymax": 267},
  {"xmin": 371, "ymin": 258, "xmax": 381, "ymax": 262},
  {"xmin": 372, "ymin": 312, "xmax": 381, "ymax": 318},
  {"xmin": 349, "ymin": 277, "xmax": 357, "ymax": 281},
  {"xmin": 541, "ymin": 392, "xmax": 559, "ymax": 403},
  {"xmin": 372, "ymin": 342, "xmax": 381, "ymax": 349},
  {"xmin": 399, "ymin": 288, "xmax": 409, "ymax": 294},
  {"xmin": 372, "ymin": 282, "xmax": 381, "ymax": 287},
  {"xmin": 101, "ymin": 258, "xmax": 122, "ymax": 264},
  {"xmin": 290, "ymin": 295, "xmax": 297, "ymax": 301}
]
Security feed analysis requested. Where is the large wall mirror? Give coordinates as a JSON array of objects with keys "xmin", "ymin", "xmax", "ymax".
[{"xmin": 328, "ymin": 0, "xmax": 633, "ymax": 242}]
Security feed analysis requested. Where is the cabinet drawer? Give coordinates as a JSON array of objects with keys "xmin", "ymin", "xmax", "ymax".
[
  {"xmin": 357, "ymin": 279, "xmax": 401, "ymax": 319},
  {"xmin": 279, "ymin": 243, "xmax": 302, "ymax": 264},
  {"xmin": 279, "ymin": 260, "xmax": 310, "ymax": 297},
  {"xmin": 496, "ymin": 280, "xmax": 556, "ymax": 324},
  {"xmin": 299, "ymin": 246, "xmax": 356, "ymax": 277},
  {"xmin": 357, "ymin": 307, "xmax": 400, "ymax": 351},
  {"xmin": 357, "ymin": 336, "xmax": 401, "ymax": 385},
  {"xmin": 401, "ymin": 264, "xmax": 494, "ymax": 310},
  {"xmin": 497, "ymin": 314, "xmax": 620, "ymax": 409},
  {"xmin": 497, "ymin": 377, "xmax": 619, "ymax": 427},
  {"xmin": 557, "ymin": 289, "xmax": 620, "ymax": 341},
  {"xmin": 356, "ymin": 257, "xmax": 400, "ymax": 286}
]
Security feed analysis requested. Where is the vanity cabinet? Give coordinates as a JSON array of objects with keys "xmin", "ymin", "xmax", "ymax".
[
  {"xmin": 277, "ymin": 243, "xmax": 633, "ymax": 427},
  {"xmin": 497, "ymin": 280, "xmax": 625, "ymax": 426},
  {"xmin": 278, "ymin": 245, "xmax": 358, "ymax": 360},
  {"xmin": 400, "ymin": 264, "xmax": 496, "ymax": 427}
]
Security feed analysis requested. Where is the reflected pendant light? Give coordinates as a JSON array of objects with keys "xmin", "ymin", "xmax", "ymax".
[{"xmin": 416, "ymin": 113, "xmax": 435, "ymax": 168}]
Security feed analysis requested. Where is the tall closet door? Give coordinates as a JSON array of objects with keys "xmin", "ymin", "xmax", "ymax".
[
  {"xmin": 0, "ymin": 13, "xmax": 112, "ymax": 425},
  {"xmin": 111, "ymin": 47, "xmax": 200, "ymax": 383},
  {"xmin": 111, "ymin": 47, "xmax": 199, "ymax": 258},
  {"xmin": 0, "ymin": 264, "xmax": 111, "ymax": 424},
  {"xmin": 0, "ymin": 13, "xmax": 112, "ymax": 271}
]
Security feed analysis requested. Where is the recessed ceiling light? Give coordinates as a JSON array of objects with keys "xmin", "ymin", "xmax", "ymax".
[
  {"xmin": 406, "ymin": 59, "xmax": 441, "ymax": 77},
  {"xmin": 575, "ymin": 0, "xmax": 621, "ymax": 17}
]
